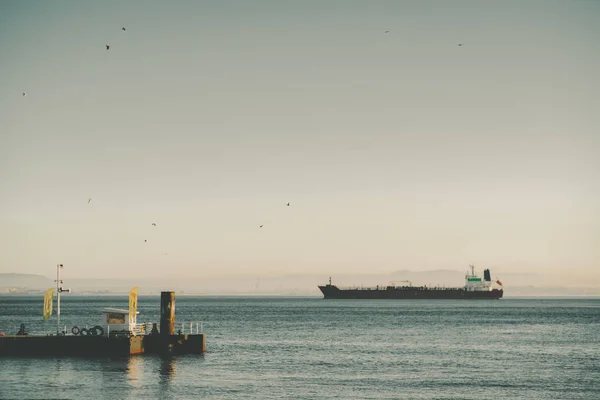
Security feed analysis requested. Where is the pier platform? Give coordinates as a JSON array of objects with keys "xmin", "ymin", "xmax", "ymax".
[
  {"xmin": 0, "ymin": 290, "xmax": 206, "ymax": 357},
  {"xmin": 0, "ymin": 333, "xmax": 206, "ymax": 357}
]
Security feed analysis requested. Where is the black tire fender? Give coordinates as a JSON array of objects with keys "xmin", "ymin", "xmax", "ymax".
[{"xmin": 93, "ymin": 325, "xmax": 104, "ymax": 336}]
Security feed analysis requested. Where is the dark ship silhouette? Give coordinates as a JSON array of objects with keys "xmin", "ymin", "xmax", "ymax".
[{"xmin": 319, "ymin": 266, "xmax": 503, "ymax": 299}]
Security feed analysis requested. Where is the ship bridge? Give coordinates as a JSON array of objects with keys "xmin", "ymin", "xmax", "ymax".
[{"xmin": 465, "ymin": 265, "xmax": 496, "ymax": 291}]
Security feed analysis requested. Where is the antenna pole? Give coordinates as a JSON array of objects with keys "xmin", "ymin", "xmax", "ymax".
[
  {"xmin": 56, "ymin": 264, "xmax": 62, "ymax": 335},
  {"xmin": 54, "ymin": 264, "xmax": 70, "ymax": 335}
]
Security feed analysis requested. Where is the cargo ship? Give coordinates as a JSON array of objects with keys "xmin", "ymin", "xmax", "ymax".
[{"xmin": 319, "ymin": 265, "xmax": 503, "ymax": 299}]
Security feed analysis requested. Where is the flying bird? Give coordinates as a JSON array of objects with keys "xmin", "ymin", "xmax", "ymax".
[
  {"xmin": 144, "ymin": 239, "xmax": 147, "ymax": 242},
  {"xmin": 458, "ymin": 43, "xmax": 463, "ymax": 46},
  {"xmin": 122, "ymin": 27, "xmax": 126, "ymax": 31},
  {"xmin": 106, "ymin": 45, "xmax": 110, "ymax": 50},
  {"xmin": 22, "ymin": 92, "xmax": 26, "ymax": 97},
  {"xmin": 88, "ymin": 198, "xmax": 92, "ymax": 204},
  {"xmin": 286, "ymin": 202, "xmax": 290, "ymax": 206},
  {"xmin": 385, "ymin": 30, "xmax": 389, "ymax": 33},
  {"xmin": 260, "ymin": 225, "xmax": 263, "ymax": 228},
  {"xmin": 152, "ymin": 223, "xmax": 156, "ymax": 226}
]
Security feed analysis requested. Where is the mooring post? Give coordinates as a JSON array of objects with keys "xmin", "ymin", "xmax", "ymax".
[{"xmin": 160, "ymin": 291, "xmax": 175, "ymax": 335}]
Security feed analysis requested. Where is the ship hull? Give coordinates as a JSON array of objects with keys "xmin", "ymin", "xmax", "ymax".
[{"xmin": 318, "ymin": 285, "xmax": 503, "ymax": 299}]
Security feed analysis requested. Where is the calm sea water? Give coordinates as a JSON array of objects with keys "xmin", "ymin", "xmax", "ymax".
[{"xmin": 0, "ymin": 296, "xmax": 599, "ymax": 399}]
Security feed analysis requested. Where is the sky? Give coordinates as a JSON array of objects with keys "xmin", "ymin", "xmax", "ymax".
[{"xmin": 0, "ymin": 0, "xmax": 598, "ymax": 284}]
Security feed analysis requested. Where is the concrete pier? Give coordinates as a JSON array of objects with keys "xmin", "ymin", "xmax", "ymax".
[
  {"xmin": 143, "ymin": 333, "xmax": 206, "ymax": 355},
  {"xmin": 0, "ymin": 290, "xmax": 206, "ymax": 357},
  {"xmin": 0, "ymin": 335, "xmax": 145, "ymax": 357},
  {"xmin": 149, "ymin": 291, "xmax": 206, "ymax": 355},
  {"xmin": 0, "ymin": 333, "xmax": 206, "ymax": 357}
]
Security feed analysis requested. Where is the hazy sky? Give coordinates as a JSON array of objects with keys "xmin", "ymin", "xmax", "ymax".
[{"xmin": 1, "ymin": 0, "xmax": 598, "ymax": 282}]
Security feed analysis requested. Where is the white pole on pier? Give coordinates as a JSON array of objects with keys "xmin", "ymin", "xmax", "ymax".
[
  {"xmin": 56, "ymin": 264, "xmax": 62, "ymax": 335},
  {"xmin": 55, "ymin": 264, "xmax": 71, "ymax": 335}
]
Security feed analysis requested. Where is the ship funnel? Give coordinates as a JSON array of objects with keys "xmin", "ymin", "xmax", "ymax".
[{"xmin": 483, "ymin": 269, "xmax": 491, "ymax": 282}]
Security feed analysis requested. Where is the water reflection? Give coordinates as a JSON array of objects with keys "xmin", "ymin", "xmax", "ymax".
[
  {"xmin": 157, "ymin": 355, "xmax": 177, "ymax": 400},
  {"xmin": 102, "ymin": 355, "xmax": 178, "ymax": 390},
  {"xmin": 159, "ymin": 356, "xmax": 176, "ymax": 382},
  {"xmin": 126, "ymin": 355, "xmax": 143, "ymax": 388}
]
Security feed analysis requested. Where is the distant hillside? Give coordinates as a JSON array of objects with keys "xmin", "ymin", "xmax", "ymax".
[
  {"xmin": 0, "ymin": 273, "xmax": 54, "ymax": 289},
  {"xmin": 1, "ymin": 270, "xmax": 598, "ymax": 296}
]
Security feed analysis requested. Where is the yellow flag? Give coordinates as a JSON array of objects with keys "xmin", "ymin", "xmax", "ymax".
[
  {"xmin": 43, "ymin": 288, "xmax": 54, "ymax": 320},
  {"xmin": 129, "ymin": 286, "xmax": 139, "ymax": 324}
]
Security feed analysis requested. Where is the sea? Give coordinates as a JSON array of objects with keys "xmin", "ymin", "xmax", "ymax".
[{"xmin": 0, "ymin": 296, "xmax": 599, "ymax": 399}]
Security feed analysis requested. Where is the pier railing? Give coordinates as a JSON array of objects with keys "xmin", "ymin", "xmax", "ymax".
[
  {"xmin": 111, "ymin": 321, "xmax": 204, "ymax": 336},
  {"xmin": 177, "ymin": 321, "xmax": 203, "ymax": 335},
  {"xmin": 59, "ymin": 321, "xmax": 204, "ymax": 337}
]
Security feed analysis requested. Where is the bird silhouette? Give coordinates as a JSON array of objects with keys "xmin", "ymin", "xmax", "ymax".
[
  {"xmin": 260, "ymin": 225, "xmax": 263, "ymax": 228},
  {"xmin": 106, "ymin": 45, "xmax": 110, "ymax": 50},
  {"xmin": 122, "ymin": 27, "xmax": 126, "ymax": 31},
  {"xmin": 385, "ymin": 30, "xmax": 389, "ymax": 33},
  {"xmin": 458, "ymin": 43, "xmax": 463, "ymax": 46},
  {"xmin": 152, "ymin": 223, "xmax": 156, "ymax": 226},
  {"xmin": 286, "ymin": 202, "xmax": 290, "ymax": 206},
  {"xmin": 88, "ymin": 198, "xmax": 92, "ymax": 204},
  {"xmin": 144, "ymin": 239, "xmax": 147, "ymax": 242},
  {"xmin": 22, "ymin": 92, "xmax": 26, "ymax": 97}
]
